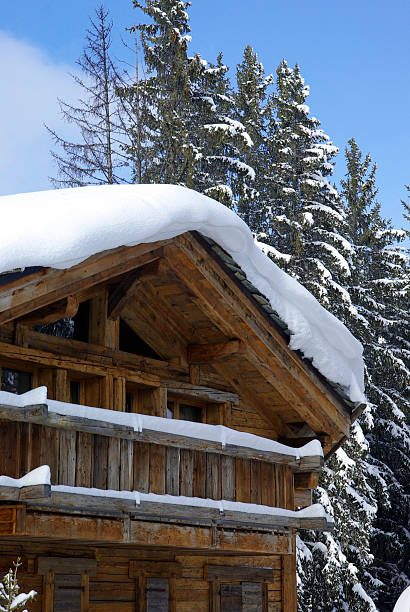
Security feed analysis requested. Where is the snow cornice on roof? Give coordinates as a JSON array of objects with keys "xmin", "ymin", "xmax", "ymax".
[{"xmin": 0, "ymin": 184, "xmax": 366, "ymax": 405}]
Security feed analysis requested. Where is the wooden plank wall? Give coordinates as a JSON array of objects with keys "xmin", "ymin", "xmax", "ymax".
[
  {"xmin": 2, "ymin": 422, "xmax": 294, "ymax": 509},
  {"xmin": 0, "ymin": 545, "xmax": 284, "ymax": 612}
]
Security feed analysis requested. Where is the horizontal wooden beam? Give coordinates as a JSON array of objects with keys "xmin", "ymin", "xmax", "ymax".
[
  {"xmin": 0, "ymin": 486, "xmax": 333, "ymax": 532},
  {"xmin": 294, "ymin": 472, "xmax": 320, "ymax": 490},
  {"xmin": 38, "ymin": 557, "xmax": 97, "ymax": 576},
  {"xmin": 108, "ymin": 259, "xmax": 162, "ymax": 320},
  {"xmin": 0, "ymin": 402, "xmax": 322, "ymax": 470},
  {"xmin": 164, "ymin": 379, "xmax": 239, "ymax": 405},
  {"xmin": 187, "ymin": 340, "xmax": 242, "ymax": 364},
  {"xmin": 16, "ymin": 296, "xmax": 79, "ymax": 326},
  {"xmin": 0, "ymin": 483, "xmax": 50, "ymax": 502}
]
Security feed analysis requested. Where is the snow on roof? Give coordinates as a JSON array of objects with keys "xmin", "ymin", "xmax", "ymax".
[{"xmin": 0, "ymin": 184, "xmax": 365, "ymax": 403}]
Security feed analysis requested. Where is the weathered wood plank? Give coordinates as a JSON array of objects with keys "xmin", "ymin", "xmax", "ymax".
[
  {"xmin": 193, "ymin": 451, "xmax": 207, "ymax": 499},
  {"xmin": 149, "ymin": 445, "xmax": 166, "ymax": 495},
  {"xmin": 206, "ymin": 453, "xmax": 220, "ymax": 500},
  {"xmin": 76, "ymin": 432, "xmax": 93, "ymax": 487},
  {"xmin": 166, "ymin": 447, "xmax": 180, "ymax": 496},
  {"xmin": 180, "ymin": 449, "xmax": 194, "ymax": 497},
  {"xmin": 93, "ymin": 435, "xmax": 108, "ymax": 489},
  {"xmin": 133, "ymin": 442, "xmax": 150, "ymax": 493},
  {"xmin": 235, "ymin": 458, "xmax": 251, "ymax": 503},
  {"xmin": 120, "ymin": 439, "xmax": 133, "ymax": 491},
  {"xmin": 188, "ymin": 340, "xmax": 242, "ymax": 364},
  {"xmin": 107, "ymin": 438, "xmax": 121, "ymax": 490},
  {"xmin": 220, "ymin": 455, "xmax": 235, "ymax": 501}
]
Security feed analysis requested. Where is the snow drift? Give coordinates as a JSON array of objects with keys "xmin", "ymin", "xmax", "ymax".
[{"xmin": 0, "ymin": 184, "xmax": 365, "ymax": 403}]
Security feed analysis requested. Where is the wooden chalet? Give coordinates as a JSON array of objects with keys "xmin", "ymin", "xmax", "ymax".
[{"xmin": 0, "ymin": 188, "xmax": 363, "ymax": 612}]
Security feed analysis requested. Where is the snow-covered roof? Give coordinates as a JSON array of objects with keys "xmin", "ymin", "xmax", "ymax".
[{"xmin": 0, "ymin": 184, "xmax": 365, "ymax": 404}]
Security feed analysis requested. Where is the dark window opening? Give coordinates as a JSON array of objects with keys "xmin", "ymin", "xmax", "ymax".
[
  {"xmin": 35, "ymin": 300, "xmax": 90, "ymax": 341},
  {"xmin": 125, "ymin": 392, "xmax": 133, "ymax": 413},
  {"xmin": 166, "ymin": 401, "xmax": 174, "ymax": 419},
  {"xmin": 1, "ymin": 368, "xmax": 32, "ymax": 395},
  {"xmin": 72, "ymin": 300, "xmax": 90, "ymax": 342},
  {"xmin": 70, "ymin": 381, "xmax": 81, "ymax": 405},
  {"xmin": 119, "ymin": 319, "xmax": 161, "ymax": 360},
  {"xmin": 179, "ymin": 403, "xmax": 202, "ymax": 423}
]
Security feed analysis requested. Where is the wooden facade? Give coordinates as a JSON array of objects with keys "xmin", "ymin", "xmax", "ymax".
[{"xmin": 0, "ymin": 231, "xmax": 357, "ymax": 611}]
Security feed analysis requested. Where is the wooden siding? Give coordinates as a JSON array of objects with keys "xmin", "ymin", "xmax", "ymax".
[
  {"xmin": 0, "ymin": 420, "xmax": 294, "ymax": 509},
  {"xmin": 0, "ymin": 544, "xmax": 285, "ymax": 612}
]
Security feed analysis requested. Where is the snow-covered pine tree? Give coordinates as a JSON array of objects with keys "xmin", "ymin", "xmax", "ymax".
[
  {"xmin": 47, "ymin": 6, "xmax": 133, "ymax": 186},
  {"xmin": 130, "ymin": 0, "xmax": 200, "ymax": 186},
  {"xmin": 233, "ymin": 46, "xmax": 272, "ymax": 227},
  {"xmin": 341, "ymin": 139, "xmax": 410, "ymax": 611},
  {"xmin": 0, "ymin": 559, "xmax": 36, "ymax": 611},
  {"xmin": 189, "ymin": 52, "xmax": 253, "ymax": 208},
  {"xmin": 260, "ymin": 60, "xmax": 351, "ymax": 319},
  {"xmin": 258, "ymin": 64, "xmax": 379, "ymax": 611}
]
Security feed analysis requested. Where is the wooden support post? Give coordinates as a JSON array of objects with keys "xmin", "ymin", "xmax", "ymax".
[
  {"xmin": 151, "ymin": 386, "xmax": 167, "ymax": 418},
  {"xmin": 89, "ymin": 288, "xmax": 119, "ymax": 349},
  {"xmin": 282, "ymin": 540, "xmax": 297, "ymax": 612},
  {"xmin": 113, "ymin": 376, "xmax": 126, "ymax": 412}
]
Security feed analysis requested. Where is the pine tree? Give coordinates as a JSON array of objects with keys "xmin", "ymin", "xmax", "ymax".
[
  {"xmin": 47, "ymin": 6, "xmax": 133, "ymax": 187},
  {"xmin": 0, "ymin": 559, "xmax": 36, "ymax": 611},
  {"xmin": 130, "ymin": 0, "xmax": 200, "ymax": 186},
  {"xmin": 258, "ymin": 65, "xmax": 379, "ymax": 611},
  {"xmin": 260, "ymin": 60, "xmax": 351, "ymax": 318},
  {"xmin": 341, "ymin": 139, "xmax": 410, "ymax": 611},
  {"xmin": 233, "ymin": 46, "xmax": 272, "ymax": 228},
  {"xmin": 190, "ymin": 52, "xmax": 252, "ymax": 208}
]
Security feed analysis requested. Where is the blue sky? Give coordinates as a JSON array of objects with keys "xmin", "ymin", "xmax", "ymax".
[{"xmin": 1, "ymin": 0, "xmax": 410, "ymax": 231}]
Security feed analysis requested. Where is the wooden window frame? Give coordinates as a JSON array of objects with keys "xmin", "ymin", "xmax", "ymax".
[
  {"xmin": 38, "ymin": 557, "xmax": 97, "ymax": 612},
  {"xmin": 205, "ymin": 565, "xmax": 274, "ymax": 612},
  {"xmin": 129, "ymin": 560, "xmax": 181, "ymax": 612}
]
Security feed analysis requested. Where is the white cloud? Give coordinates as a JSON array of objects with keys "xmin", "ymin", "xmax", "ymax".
[{"xmin": 0, "ymin": 31, "xmax": 81, "ymax": 196}]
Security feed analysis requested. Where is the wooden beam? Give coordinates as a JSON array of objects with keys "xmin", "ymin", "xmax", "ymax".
[
  {"xmin": 294, "ymin": 489, "xmax": 312, "ymax": 508},
  {"xmin": 38, "ymin": 557, "xmax": 97, "ymax": 576},
  {"xmin": 0, "ymin": 242, "xmax": 169, "ymax": 325},
  {"xmin": 16, "ymin": 296, "xmax": 79, "ymax": 326},
  {"xmin": 0, "ymin": 483, "xmax": 50, "ymax": 502},
  {"xmin": 164, "ymin": 379, "xmax": 239, "ymax": 405},
  {"xmin": 107, "ymin": 259, "xmax": 162, "ymax": 320},
  {"xmin": 187, "ymin": 340, "xmax": 242, "ymax": 364}
]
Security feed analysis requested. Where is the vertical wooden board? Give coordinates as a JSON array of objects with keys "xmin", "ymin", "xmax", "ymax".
[
  {"xmin": 19, "ymin": 422, "xmax": 30, "ymax": 476},
  {"xmin": 85, "ymin": 378, "xmax": 101, "ymax": 409},
  {"xmin": 120, "ymin": 439, "xmax": 133, "ymax": 491},
  {"xmin": 250, "ymin": 461, "xmax": 262, "ymax": 505},
  {"xmin": 42, "ymin": 572, "xmax": 54, "ymax": 612},
  {"xmin": 37, "ymin": 368, "xmax": 55, "ymax": 399},
  {"xmin": 133, "ymin": 441, "xmax": 150, "ymax": 493},
  {"xmin": 150, "ymin": 444, "xmax": 166, "ymax": 494},
  {"xmin": 93, "ymin": 434, "xmax": 109, "ymax": 489},
  {"xmin": 235, "ymin": 458, "xmax": 251, "ymax": 503},
  {"xmin": 180, "ymin": 449, "xmax": 194, "ymax": 497},
  {"xmin": 41, "ymin": 426, "xmax": 59, "ymax": 485},
  {"xmin": 114, "ymin": 376, "xmax": 126, "ymax": 412},
  {"xmin": 76, "ymin": 431, "xmax": 93, "ymax": 487},
  {"xmin": 166, "ymin": 447, "xmax": 180, "ymax": 496},
  {"xmin": 0, "ymin": 422, "xmax": 19, "ymax": 477},
  {"xmin": 82, "ymin": 573, "xmax": 90, "ymax": 612},
  {"xmin": 101, "ymin": 374, "xmax": 114, "ymax": 411},
  {"xmin": 274, "ymin": 465, "xmax": 281, "ymax": 508},
  {"xmin": 206, "ymin": 453, "xmax": 220, "ymax": 500},
  {"xmin": 89, "ymin": 288, "xmax": 119, "ymax": 348},
  {"xmin": 27, "ymin": 423, "xmax": 42, "ymax": 472},
  {"xmin": 260, "ymin": 463, "xmax": 275, "ymax": 507},
  {"xmin": 285, "ymin": 467, "xmax": 294, "ymax": 511},
  {"xmin": 59, "ymin": 430, "xmax": 77, "ymax": 486},
  {"xmin": 193, "ymin": 451, "xmax": 206, "ymax": 499},
  {"xmin": 151, "ymin": 387, "xmax": 167, "ymax": 418},
  {"xmin": 220, "ymin": 455, "xmax": 235, "ymax": 501},
  {"xmin": 54, "ymin": 369, "xmax": 69, "ymax": 402},
  {"xmin": 107, "ymin": 438, "xmax": 121, "ymax": 490},
  {"xmin": 282, "ymin": 552, "xmax": 297, "ymax": 612}
]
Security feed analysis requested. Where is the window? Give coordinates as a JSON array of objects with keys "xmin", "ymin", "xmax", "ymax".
[
  {"xmin": 1, "ymin": 367, "xmax": 32, "ymax": 394},
  {"xmin": 70, "ymin": 381, "xmax": 81, "ymax": 404},
  {"xmin": 219, "ymin": 582, "xmax": 265, "ymax": 612},
  {"xmin": 38, "ymin": 556, "xmax": 96, "ymax": 612},
  {"xmin": 166, "ymin": 399, "xmax": 203, "ymax": 423},
  {"xmin": 206, "ymin": 566, "xmax": 272, "ymax": 612},
  {"xmin": 146, "ymin": 578, "xmax": 169, "ymax": 612}
]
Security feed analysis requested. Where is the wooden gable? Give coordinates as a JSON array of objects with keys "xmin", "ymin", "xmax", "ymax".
[{"xmin": 0, "ymin": 231, "xmax": 355, "ymax": 457}]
